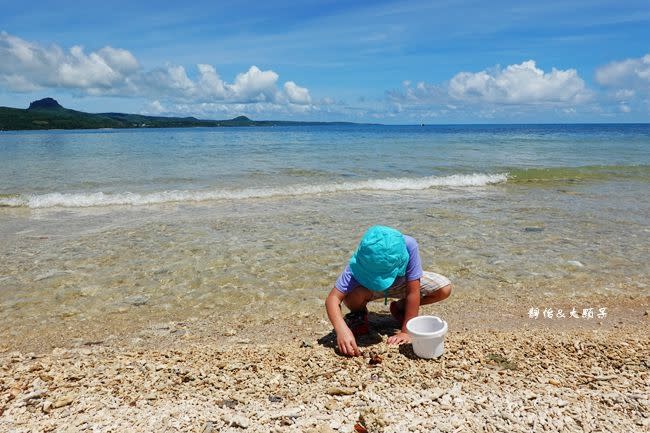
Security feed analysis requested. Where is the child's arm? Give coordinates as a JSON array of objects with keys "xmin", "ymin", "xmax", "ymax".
[
  {"xmin": 325, "ymin": 287, "xmax": 362, "ymax": 356},
  {"xmin": 387, "ymin": 279, "xmax": 420, "ymax": 344}
]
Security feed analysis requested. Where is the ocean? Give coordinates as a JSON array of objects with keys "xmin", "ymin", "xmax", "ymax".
[{"xmin": 1, "ymin": 124, "xmax": 648, "ymax": 345}]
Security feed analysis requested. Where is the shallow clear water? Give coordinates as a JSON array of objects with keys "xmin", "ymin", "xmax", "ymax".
[{"xmin": 0, "ymin": 124, "xmax": 648, "ymax": 344}]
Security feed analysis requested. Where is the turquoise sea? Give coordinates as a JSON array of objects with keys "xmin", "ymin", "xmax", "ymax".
[{"xmin": 0, "ymin": 124, "xmax": 649, "ymax": 346}]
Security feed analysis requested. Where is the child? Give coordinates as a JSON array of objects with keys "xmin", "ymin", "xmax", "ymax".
[{"xmin": 325, "ymin": 225, "xmax": 452, "ymax": 356}]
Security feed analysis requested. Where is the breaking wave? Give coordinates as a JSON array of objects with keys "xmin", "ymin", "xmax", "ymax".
[{"xmin": 0, "ymin": 173, "xmax": 508, "ymax": 209}]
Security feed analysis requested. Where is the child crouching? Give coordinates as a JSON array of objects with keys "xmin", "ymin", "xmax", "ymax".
[{"xmin": 325, "ymin": 225, "xmax": 452, "ymax": 356}]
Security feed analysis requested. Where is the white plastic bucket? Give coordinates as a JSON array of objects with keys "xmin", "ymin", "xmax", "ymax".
[{"xmin": 406, "ymin": 315, "xmax": 448, "ymax": 359}]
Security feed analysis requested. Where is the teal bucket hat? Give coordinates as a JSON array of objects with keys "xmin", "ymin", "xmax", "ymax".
[{"xmin": 349, "ymin": 225, "xmax": 409, "ymax": 293}]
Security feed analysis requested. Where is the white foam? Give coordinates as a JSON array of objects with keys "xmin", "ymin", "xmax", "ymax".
[{"xmin": 0, "ymin": 173, "xmax": 508, "ymax": 209}]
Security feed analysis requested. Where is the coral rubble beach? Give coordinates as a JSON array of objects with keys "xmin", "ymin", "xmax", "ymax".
[{"xmin": 1, "ymin": 296, "xmax": 648, "ymax": 433}]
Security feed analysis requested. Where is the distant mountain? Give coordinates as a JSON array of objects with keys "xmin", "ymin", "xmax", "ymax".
[
  {"xmin": 0, "ymin": 98, "xmax": 359, "ymax": 130},
  {"xmin": 28, "ymin": 97, "xmax": 64, "ymax": 110}
]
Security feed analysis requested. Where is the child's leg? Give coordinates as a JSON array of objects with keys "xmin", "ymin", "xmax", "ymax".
[
  {"xmin": 392, "ymin": 272, "xmax": 452, "ymax": 312},
  {"xmin": 420, "ymin": 283, "xmax": 451, "ymax": 305},
  {"xmin": 419, "ymin": 271, "xmax": 452, "ymax": 304},
  {"xmin": 342, "ymin": 286, "xmax": 374, "ymax": 336},
  {"xmin": 342, "ymin": 285, "xmax": 373, "ymax": 312}
]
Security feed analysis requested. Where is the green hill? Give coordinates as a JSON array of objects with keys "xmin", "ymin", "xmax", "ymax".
[{"xmin": 0, "ymin": 98, "xmax": 357, "ymax": 130}]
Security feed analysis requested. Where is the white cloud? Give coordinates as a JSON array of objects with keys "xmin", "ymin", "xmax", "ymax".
[
  {"xmin": 592, "ymin": 54, "xmax": 650, "ymax": 115},
  {"xmin": 196, "ymin": 64, "xmax": 226, "ymax": 98},
  {"xmin": 137, "ymin": 64, "xmax": 290, "ymax": 104},
  {"xmin": 614, "ymin": 89, "xmax": 635, "ymax": 99},
  {"xmin": 595, "ymin": 54, "xmax": 650, "ymax": 87},
  {"xmin": 0, "ymin": 31, "xmax": 314, "ymax": 111},
  {"xmin": 97, "ymin": 47, "xmax": 139, "ymax": 74},
  {"xmin": 143, "ymin": 100, "xmax": 166, "ymax": 115},
  {"xmin": 384, "ymin": 60, "xmax": 597, "ymax": 120},
  {"xmin": 448, "ymin": 60, "xmax": 590, "ymax": 105},
  {"xmin": 387, "ymin": 81, "xmax": 448, "ymax": 104},
  {"xmin": 56, "ymin": 46, "xmax": 129, "ymax": 88},
  {"xmin": 0, "ymin": 31, "xmax": 139, "ymax": 92},
  {"xmin": 284, "ymin": 81, "xmax": 311, "ymax": 104},
  {"xmin": 0, "ymin": 74, "xmax": 41, "ymax": 92},
  {"xmin": 139, "ymin": 65, "xmax": 195, "ymax": 97},
  {"xmin": 229, "ymin": 66, "xmax": 280, "ymax": 102}
]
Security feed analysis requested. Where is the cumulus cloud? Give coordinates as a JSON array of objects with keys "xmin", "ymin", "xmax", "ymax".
[
  {"xmin": 230, "ymin": 66, "xmax": 280, "ymax": 102},
  {"xmin": 0, "ymin": 31, "xmax": 312, "ymax": 110},
  {"xmin": 591, "ymin": 54, "xmax": 650, "ymax": 114},
  {"xmin": 384, "ymin": 60, "xmax": 595, "ymax": 120},
  {"xmin": 0, "ymin": 31, "xmax": 139, "ymax": 92},
  {"xmin": 136, "ymin": 64, "xmax": 304, "ymax": 105},
  {"xmin": 389, "ymin": 60, "xmax": 591, "ymax": 110},
  {"xmin": 196, "ymin": 64, "xmax": 227, "ymax": 98},
  {"xmin": 284, "ymin": 81, "xmax": 312, "ymax": 105},
  {"xmin": 448, "ymin": 60, "xmax": 590, "ymax": 105},
  {"xmin": 137, "ymin": 65, "xmax": 196, "ymax": 99},
  {"xmin": 595, "ymin": 54, "xmax": 650, "ymax": 88},
  {"xmin": 143, "ymin": 100, "xmax": 166, "ymax": 115}
]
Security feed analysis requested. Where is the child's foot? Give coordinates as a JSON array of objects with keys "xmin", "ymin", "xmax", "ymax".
[
  {"xmin": 389, "ymin": 301, "xmax": 405, "ymax": 324},
  {"xmin": 344, "ymin": 307, "xmax": 369, "ymax": 336}
]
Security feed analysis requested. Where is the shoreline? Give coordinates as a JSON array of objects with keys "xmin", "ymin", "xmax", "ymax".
[{"xmin": 1, "ymin": 291, "xmax": 647, "ymax": 355}]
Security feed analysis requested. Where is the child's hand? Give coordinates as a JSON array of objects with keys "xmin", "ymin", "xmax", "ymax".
[
  {"xmin": 387, "ymin": 331, "xmax": 411, "ymax": 345},
  {"xmin": 336, "ymin": 327, "xmax": 362, "ymax": 356}
]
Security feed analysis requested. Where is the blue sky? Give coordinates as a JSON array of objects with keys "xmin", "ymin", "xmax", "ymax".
[{"xmin": 1, "ymin": 0, "xmax": 649, "ymax": 123}]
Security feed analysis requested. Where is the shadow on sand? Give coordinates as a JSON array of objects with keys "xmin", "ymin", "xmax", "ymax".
[{"xmin": 317, "ymin": 311, "xmax": 423, "ymax": 359}]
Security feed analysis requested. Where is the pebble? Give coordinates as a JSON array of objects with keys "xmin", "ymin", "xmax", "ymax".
[
  {"xmin": 326, "ymin": 386, "xmax": 356, "ymax": 396},
  {"xmin": 8, "ymin": 387, "xmax": 21, "ymax": 399},
  {"xmin": 224, "ymin": 414, "xmax": 250, "ymax": 429},
  {"xmin": 270, "ymin": 407, "xmax": 302, "ymax": 419},
  {"xmin": 201, "ymin": 421, "xmax": 216, "ymax": 433},
  {"xmin": 124, "ymin": 295, "xmax": 149, "ymax": 306},
  {"xmin": 22, "ymin": 390, "xmax": 47, "ymax": 402},
  {"xmin": 42, "ymin": 400, "xmax": 52, "ymax": 414},
  {"xmin": 52, "ymin": 395, "xmax": 74, "ymax": 409}
]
